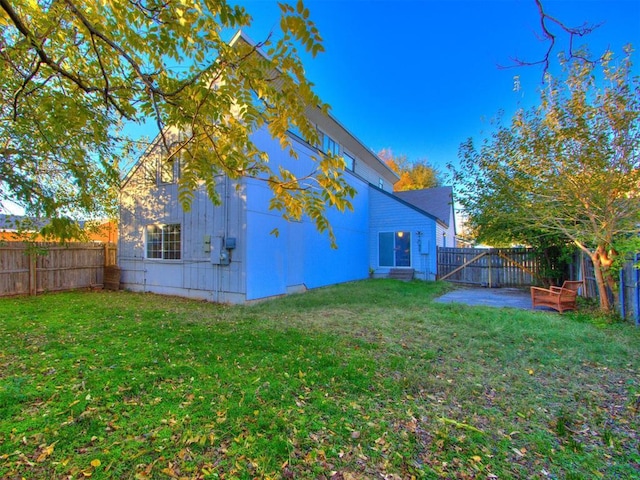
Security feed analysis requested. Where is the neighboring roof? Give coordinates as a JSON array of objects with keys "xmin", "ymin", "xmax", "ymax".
[
  {"xmin": 370, "ymin": 184, "xmax": 439, "ymax": 224},
  {"xmin": 0, "ymin": 214, "xmax": 114, "ymax": 232},
  {"xmin": 394, "ymin": 186, "xmax": 454, "ymax": 228},
  {"xmin": 0, "ymin": 214, "xmax": 47, "ymax": 231}
]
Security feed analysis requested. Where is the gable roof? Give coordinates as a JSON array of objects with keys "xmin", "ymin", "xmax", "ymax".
[
  {"xmin": 121, "ymin": 30, "xmax": 398, "ymax": 189},
  {"xmin": 394, "ymin": 186, "xmax": 454, "ymax": 228}
]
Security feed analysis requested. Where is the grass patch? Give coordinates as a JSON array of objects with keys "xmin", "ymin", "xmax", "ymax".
[{"xmin": 1, "ymin": 280, "xmax": 639, "ymax": 478}]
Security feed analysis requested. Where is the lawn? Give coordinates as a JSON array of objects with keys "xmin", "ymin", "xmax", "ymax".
[{"xmin": 1, "ymin": 280, "xmax": 638, "ymax": 479}]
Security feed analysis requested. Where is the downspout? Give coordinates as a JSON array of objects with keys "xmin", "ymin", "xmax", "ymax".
[
  {"xmin": 620, "ymin": 265, "xmax": 626, "ymax": 319},
  {"xmin": 216, "ymin": 175, "xmax": 230, "ymax": 303}
]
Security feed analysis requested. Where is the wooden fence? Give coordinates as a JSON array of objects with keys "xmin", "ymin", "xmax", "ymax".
[
  {"xmin": 437, "ymin": 247, "xmax": 541, "ymax": 287},
  {"xmin": 0, "ymin": 242, "xmax": 117, "ymax": 297},
  {"xmin": 618, "ymin": 254, "xmax": 640, "ymax": 325}
]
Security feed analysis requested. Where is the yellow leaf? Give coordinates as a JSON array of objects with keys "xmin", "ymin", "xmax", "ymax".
[{"xmin": 36, "ymin": 442, "xmax": 57, "ymax": 462}]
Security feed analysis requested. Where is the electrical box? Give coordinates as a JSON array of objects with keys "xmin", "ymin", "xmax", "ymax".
[
  {"xmin": 203, "ymin": 235, "xmax": 211, "ymax": 253},
  {"xmin": 210, "ymin": 236, "xmax": 223, "ymax": 264},
  {"xmin": 224, "ymin": 237, "xmax": 236, "ymax": 250},
  {"xmin": 219, "ymin": 249, "xmax": 230, "ymax": 265}
]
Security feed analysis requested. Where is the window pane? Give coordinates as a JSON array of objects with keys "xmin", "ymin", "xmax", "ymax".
[
  {"xmin": 146, "ymin": 225, "xmax": 162, "ymax": 258},
  {"xmin": 343, "ymin": 152, "xmax": 355, "ymax": 171},
  {"xmin": 395, "ymin": 231, "xmax": 411, "ymax": 267},
  {"xmin": 146, "ymin": 224, "xmax": 181, "ymax": 260},
  {"xmin": 163, "ymin": 224, "xmax": 181, "ymax": 260},
  {"xmin": 322, "ymin": 134, "xmax": 339, "ymax": 156},
  {"xmin": 379, "ymin": 232, "xmax": 394, "ymax": 267}
]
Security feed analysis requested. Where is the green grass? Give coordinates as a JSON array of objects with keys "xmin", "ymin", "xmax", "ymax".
[{"xmin": 1, "ymin": 280, "xmax": 638, "ymax": 479}]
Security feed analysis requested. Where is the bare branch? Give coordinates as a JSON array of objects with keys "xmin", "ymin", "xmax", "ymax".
[{"xmin": 498, "ymin": 0, "xmax": 602, "ymax": 78}]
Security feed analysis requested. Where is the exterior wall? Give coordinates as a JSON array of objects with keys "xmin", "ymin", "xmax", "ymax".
[
  {"xmin": 244, "ymin": 129, "xmax": 370, "ymax": 301},
  {"xmin": 304, "ymin": 107, "xmax": 397, "ymax": 191},
  {"xmin": 119, "ymin": 142, "xmax": 247, "ymax": 303},
  {"xmin": 444, "ymin": 207, "xmax": 457, "ymax": 247},
  {"xmin": 119, "ymin": 125, "xmax": 372, "ymax": 304},
  {"xmin": 435, "ymin": 222, "xmax": 454, "ymax": 249},
  {"xmin": 368, "ymin": 187, "xmax": 438, "ymax": 281}
]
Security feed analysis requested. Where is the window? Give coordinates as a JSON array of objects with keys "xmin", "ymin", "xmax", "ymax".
[
  {"xmin": 144, "ymin": 156, "xmax": 158, "ymax": 185},
  {"xmin": 159, "ymin": 142, "xmax": 181, "ymax": 184},
  {"xmin": 159, "ymin": 158, "xmax": 176, "ymax": 184},
  {"xmin": 379, "ymin": 231, "xmax": 411, "ymax": 267},
  {"xmin": 146, "ymin": 224, "xmax": 181, "ymax": 260},
  {"xmin": 343, "ymin": 151, "xmax": 355, "ymax": 171},
  {"xmin": 319, "ymin": 130, "xmax": 340, "ymax": 156}
]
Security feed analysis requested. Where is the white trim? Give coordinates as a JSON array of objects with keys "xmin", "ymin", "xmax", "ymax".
[{"xmin": 145, "ymin": 223, "xmax": 182, "ymax": 260}]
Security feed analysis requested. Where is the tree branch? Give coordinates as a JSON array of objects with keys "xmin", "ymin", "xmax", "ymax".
[
  {"xmin": 0, "ymin": 0, "xmax": 129, "ymax": 115},
  {"xmin": 498, "ymin": 0, "xmax": 602, "ymax": 77}
]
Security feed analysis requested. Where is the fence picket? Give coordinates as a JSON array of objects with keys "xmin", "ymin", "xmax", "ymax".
[
  {"xmin": 0, "ymin": 242, "xmax": 118, "ymax": 297},
  {"xmin": 437, "ymin": 247, "xmax": 541, "ymax": 287}
]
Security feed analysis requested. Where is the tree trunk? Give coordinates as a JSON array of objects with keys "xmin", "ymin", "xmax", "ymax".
[
  {"xmin": 591, "ymin": 254, "xmax": 611, "ymax": 311},
  {"xmin": 590, "ymin": 244, "xmax": 618, "ymax": 313}
]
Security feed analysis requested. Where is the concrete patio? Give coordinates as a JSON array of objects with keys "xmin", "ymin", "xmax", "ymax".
[{"xmin": 434, "ymin": 286, "xmax": 533, "ymax": 310}]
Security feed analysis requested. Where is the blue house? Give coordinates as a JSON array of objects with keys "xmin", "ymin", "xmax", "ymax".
[{"xmin": 118, "ymin": 35, "xmax": 456, "ymax": 303}]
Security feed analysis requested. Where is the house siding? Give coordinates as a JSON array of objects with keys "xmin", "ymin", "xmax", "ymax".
[
  {"xmin": 368, "ymin": 187, "xmax": 438, "ymax": 281},
  {"xmin": 120, "ymin": 125, "xmax": 373, "ymax": 303},
  {"xmin": 119, "ymin": 150, "xmax": 247, "ymax": 303},
  {"xmin": 116, "ymin": 32, "xmax": 461, "ymax": 304},
  {"xmin": 304, "ymin": 107, "xmax": 397, "ymax": 191},
  {"xmin": 435, "ymin": 214, "xmax": 456, "ymax": 248},
  {"xmin": 244, "ymin": 128, "xmax": 370, "ymax": 301}
]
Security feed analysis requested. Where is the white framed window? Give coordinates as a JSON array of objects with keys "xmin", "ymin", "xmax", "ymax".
[
  {"xmin": 343, "ymin": 151, "xmax": 355, "ymax": 171},
  {"xmin": 379, "ymin": 231, "xmax": 411, "ymax": 267},
  {"xmin": 146, "ymin": 224, "xmax": 181, "ymax": 260}
]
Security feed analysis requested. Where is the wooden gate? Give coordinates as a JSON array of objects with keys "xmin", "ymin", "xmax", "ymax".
[{"xmin": 437, "ymin": 247, "xmax": 541, "ymax": 287}]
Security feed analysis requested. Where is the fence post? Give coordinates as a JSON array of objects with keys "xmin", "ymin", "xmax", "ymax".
[
  {"xmin": 619, "ymin": 266, "xmax": 626, "ymax": 319},
  {"xmin": 635, "ymin": 253, "xmax": 640, "ymax": 327},
  {"xmin": 28, "ymin": 250, "xmax": 36, "ymax": 296}
]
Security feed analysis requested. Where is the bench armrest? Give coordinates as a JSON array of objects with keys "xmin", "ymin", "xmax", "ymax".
[{"xmin": 531, "ymin": 286, "xmax": 558, "ymax": 296}]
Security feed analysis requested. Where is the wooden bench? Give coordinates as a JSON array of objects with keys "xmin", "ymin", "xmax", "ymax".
[
  {"xmin": 531, "ymin": 280, "xmax": 584, "ymax": 313},
  {"xmin": 389, "ymin": 268, "xmax": 415, "ymax": 281}
]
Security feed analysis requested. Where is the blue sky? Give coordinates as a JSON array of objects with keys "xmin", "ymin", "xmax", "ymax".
[{"xmin": 235, "ymin": 0, "xmax": 640, "ymax": 179}]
